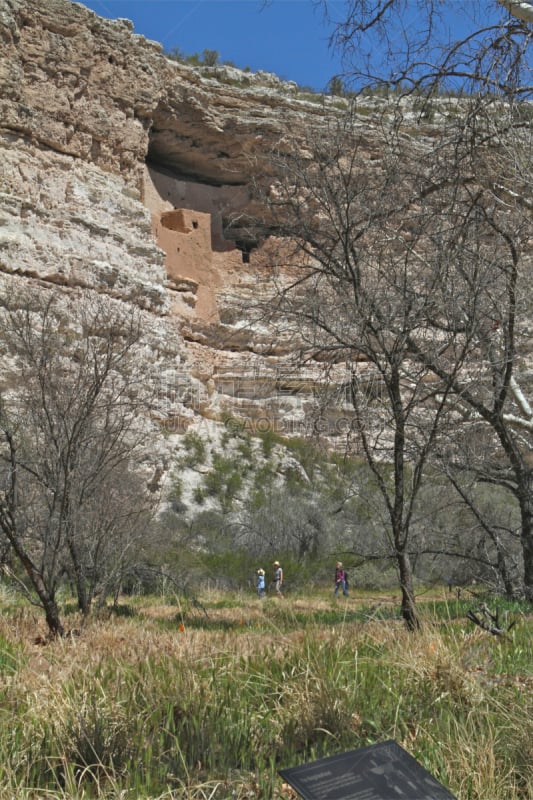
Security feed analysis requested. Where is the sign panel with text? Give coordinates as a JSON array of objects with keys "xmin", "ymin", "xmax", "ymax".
[{"xmin": 279, "ymin": 740, "xmax": 458, "ymax": 800}]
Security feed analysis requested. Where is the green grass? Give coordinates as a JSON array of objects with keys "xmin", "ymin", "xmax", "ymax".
[
  {"xmin": 0, "ymin": 633, "xmax": 22, "ymax": 676},
  {"xmin": 0, "ymin": 591, "xmax": 531, "ymax": 798}
]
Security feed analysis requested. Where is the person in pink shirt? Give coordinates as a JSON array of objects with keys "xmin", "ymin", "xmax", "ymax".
[{"xmin": 334, "ymin": 561, "xmax": 348, "ymax": 597}]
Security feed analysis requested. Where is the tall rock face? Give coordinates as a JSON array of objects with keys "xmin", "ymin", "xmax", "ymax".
[{"xmin": 0, "ymin": 0, "xmax": 357, "ymax": 479}]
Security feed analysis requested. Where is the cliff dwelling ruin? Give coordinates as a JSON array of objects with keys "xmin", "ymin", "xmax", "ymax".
[{"xmin": 143, "ymin": 161, "xmax": 259, "ymax": 323}]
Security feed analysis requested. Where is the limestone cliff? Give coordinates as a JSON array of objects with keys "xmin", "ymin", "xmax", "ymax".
[
  {"xmin": 6, "ymin": 0, "xmax": 528, "ymax": 506},
  {"xmin": 1, "ymin": 0, "xmax": 365, "ymax": 505}
]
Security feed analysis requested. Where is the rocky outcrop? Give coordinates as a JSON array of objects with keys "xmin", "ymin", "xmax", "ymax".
[
  {"xmin": 0, "ymin": 0, "xmax": 162, "ymax": 178},
  {"xmin": 0, "ymin": 135, "xmax": 168, "ymax": 310}
]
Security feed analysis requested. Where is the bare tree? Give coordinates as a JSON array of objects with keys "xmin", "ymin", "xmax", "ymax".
[
  {"xmin": 323, "ymin": 0, "xmax": 533, "ymax": 97},
  {"xmin": 65, "ymin": 464, "xmax": 158, "ymax": 610},
  {"xmin": 246, "ymin": 113, "xmax": 485, "ymax": 628},
  {"xmin": 0, "ymin": 289, "xmax": 157, "ymax": 635},
  {"xmin": 393, "ymin": 118, "xmax": 533, "ymax": 599},
  {"xmin": 278, "ymin": 0, "xmax": 533, "ymax": 601},
  {"xmin": 444, "ymin": 467, "xmax": 522, "ymax": 595}
]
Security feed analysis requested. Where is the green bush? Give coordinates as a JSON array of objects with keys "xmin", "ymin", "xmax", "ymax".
[
  {"xmin": 202, "ymin": 48, "xmax": 219, "ymax": 67},
  {"xmin": 193, "ymin": 486, "xmax": 206, "ymax": 504},
  {"xmin": 328, "ymin": 76, "xmax": 345, "ymax": 96},
  {"xmin": 258, "ymin": 428, "xmax": 277, "ymax": 458},
  {"xmin": 203, "ymin": 453, "xmax": 244, "ymax": 510},
  {"xmin": 179, "ymin": 431, "xmax": 206, "ymax": 468}
]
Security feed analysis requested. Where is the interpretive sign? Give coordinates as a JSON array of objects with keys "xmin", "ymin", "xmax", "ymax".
[{"xmin": 279, "ymin": 739, "xmax": 458, "ymax": 800}]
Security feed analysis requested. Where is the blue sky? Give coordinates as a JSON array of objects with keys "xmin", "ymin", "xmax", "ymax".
[{"xmin": 75, "ymin": 0, "xmax": 345, "ymax": 91}]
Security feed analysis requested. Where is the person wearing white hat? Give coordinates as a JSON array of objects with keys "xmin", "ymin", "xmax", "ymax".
[{"xmin": 271, "ymin": 560, "xmax": 284, "ymax": 597}]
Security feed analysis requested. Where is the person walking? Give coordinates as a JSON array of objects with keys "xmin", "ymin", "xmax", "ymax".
[
  {"xmin": 271, "ymin": 560, "xmax": 284, "ymax": 597},
  {"xmin": 256, "ymin": 568, "xmax": 266, "ymax": 598},
  {"xmin": 334, "ymin": 561, "xmax": 348, "ymax": 597}
]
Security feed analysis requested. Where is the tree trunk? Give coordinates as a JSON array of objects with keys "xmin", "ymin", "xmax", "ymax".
[
  {"xmin": 519, "ymin": 478, "xmax": 533, "ymax": 602},
  {"xmin": 495, "ymin": 540, "xmax": 517, "ymax": 599},
  {"xmin": 397, "ymin": 550, "xmax": 419, "ymax": 631},
  {"xmin": 74, "ymin": 566, "xmax": 90, "ymax": 615},
  {"xmin": 494, "ymin": 421, "xmax": 533, "ymax": 603},
  {"xmin": 8, "ymin": 536, "xmax": 66, "ymax": 636},
  {"xmin": 43, "ymin": 598, "xmax": 65, "ymax": 637},
  {"xmin": 66, "ymin": 534, "xmax": 90, "ymax": 615}
]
